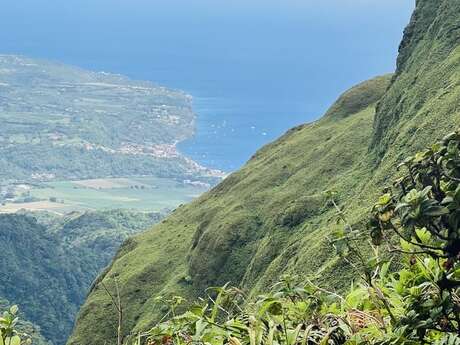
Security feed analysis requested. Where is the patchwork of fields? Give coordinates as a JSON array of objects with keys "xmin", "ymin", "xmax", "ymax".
[
  {"xmin": 0, "ymin": 55, "xmax": 226, "ymax": 182},
  {"xmin": 0, "ymin": 177, "xmax": 209, "ymax": 214}
]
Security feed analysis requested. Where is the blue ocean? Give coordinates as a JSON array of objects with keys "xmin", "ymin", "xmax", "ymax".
[{"xmin": 0, "ymin": 0, "xmax": 414, "ymax": 171}]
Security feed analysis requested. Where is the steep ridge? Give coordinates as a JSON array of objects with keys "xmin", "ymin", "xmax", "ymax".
[
  {"xmin": 68, "ymin": 1, "xmax": 460, "ymax": 344},
  {"xmin": 371, "ymin": 0, "xmax": 460, "ymax": 155}
]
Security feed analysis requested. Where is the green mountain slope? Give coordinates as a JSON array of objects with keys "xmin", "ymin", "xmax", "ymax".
[
  {"xmin": 0, "ymin": 210, "xmax": 161, "ymax": 345},
  {"xmin": 66, "ymin": 74, "xmax": 390, "ymax": 345},
  {"xmin": 371, "ymin": 0, "xmax": 460, "ymax": 156},
  {"xmin": 68, "ymin": 1, "xmax": 460, "ymax": 344}
]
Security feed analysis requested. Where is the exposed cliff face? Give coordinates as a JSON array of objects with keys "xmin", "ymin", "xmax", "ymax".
[{"xmin": 68, "ymin": 1, "xmax": 460, "ymax": 344}]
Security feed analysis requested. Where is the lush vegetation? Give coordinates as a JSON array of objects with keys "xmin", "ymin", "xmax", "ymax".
[
  {"xmin": 68, "ymin": 1, "xmax": 460, "ymax": 344},
  {"xmin": 0, "ymin": 210, "xmax": 162, "ymax": 345},
  {"xmin": 0, "ymin": 302, "xmax": 48, "ymax": 345},
  {"xmin": 101, "ymin": 130, "xmax": 460, "ymax": 345},
  {"xmin": 68, "ymin": 73, "xmax": 394, "ymax": 344},
  {"xmin": 1, "ymin": 305, "xmax": 29, "ymax": 345}
]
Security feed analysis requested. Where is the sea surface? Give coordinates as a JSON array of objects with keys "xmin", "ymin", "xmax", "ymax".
[
  {"xmin": 176, "ymin": 83, "xmax": 323, "ymax": 171},
  {"xmin": 0, "ymin": 0, "xmax": 414, "ymax": 172}
]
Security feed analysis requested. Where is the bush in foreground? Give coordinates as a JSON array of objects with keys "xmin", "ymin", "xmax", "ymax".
[{"xmin": 0, "ymin": 305, "xmax": 30, "ymax": 345}]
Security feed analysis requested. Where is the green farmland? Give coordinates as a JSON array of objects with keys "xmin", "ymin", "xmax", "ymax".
[{"xmin": 0, "ymin": 177, "xmax": 209, "ymax": 214}]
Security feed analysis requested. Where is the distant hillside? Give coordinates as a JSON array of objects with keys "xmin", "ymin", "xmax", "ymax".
[
  {"xmin": 68, "ymin": 1, "xmax": 460, "ymax": 344},
  {"xmin": 0, "ymin": 210, "xmax": 162, "ymax": 345},
  {"xmin": 0, "ymin": 55, "xmax": 221, "ymax": 182}
]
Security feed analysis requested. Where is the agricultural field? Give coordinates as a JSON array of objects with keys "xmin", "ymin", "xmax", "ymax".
[{"xmin": 0, "ymin": 177, "xmax": 209, "ymax": 214}]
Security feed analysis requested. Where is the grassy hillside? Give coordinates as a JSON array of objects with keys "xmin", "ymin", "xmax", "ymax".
[
  {"xmin": 372, "ymin": 0, "xmax": 460, "ymax": 157},
  {"xmin": 0, "ymin": 210, "xmax": 161, "ymax": 345},
  {"xmin": 68, "ymin": 1, "xmax": 460, "ymax": 344}
]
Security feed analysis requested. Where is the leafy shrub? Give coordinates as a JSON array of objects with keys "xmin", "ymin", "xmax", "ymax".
[
  {"xmin": 0, "ymin": 305, "xmax": 30, "ymax": 345},
  {"xmin": 367, "ymin": 129, "xmax": 460, "ymax": 341}
]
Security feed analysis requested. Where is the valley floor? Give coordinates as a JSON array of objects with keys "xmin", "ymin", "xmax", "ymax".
[{"xmin": 0, "ymin": 176, "xmax": 210, "ymax": 214}]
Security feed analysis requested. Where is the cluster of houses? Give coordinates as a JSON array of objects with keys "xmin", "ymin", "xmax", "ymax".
[{"xmin": 0, "ymin": 184, "xmax": 31, "ymax": 203}]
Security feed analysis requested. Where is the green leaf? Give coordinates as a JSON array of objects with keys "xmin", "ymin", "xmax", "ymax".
[
  {"xmin": 424, "ymin": 206, "xmax": 449, "ymax": 217},
  {"xmin": 190, "ymin": 304, "xmax": 206, "ymax": 317},
  {"xmin": 287, "ymin": 324, "xmax": 302, "ymax": 345},
  {"xmin": 8, "ymin": 307, "xmax": 17, "ymax": 316},
  {"xmin": 441, "ymin": 196, "xmax": 454, "ymax": 205},
  {"xmin": 5, "ymin": 336, "xmax": 20, "ymax": 345},
  {"xmin": 378, "ymin": 193, "xmax": 392, "ymax": 206},
  {"xmin": 442, "ymin": 131, "xmax": 458, "ymax": 143},
  {"xmin": 400, "ymin": 239, "xmax": 413, "ymax": 252},
  {"xmin": 258, "ymin": 299, "xmax": 282, "ymax": 316},
  {"xmin": 431, "ymin": 143, "xmax": 442, "ymax": 153},
  {"xmin": 414, "ymin": 228, "xmax": 431, "ymax": 244},
  {"xmin": 414, "ymin": 152, "xmax": 426, "ymax": 162},
  {"xmin": 420, "ymin": 186, "xmax": 432, "ymax": 198},
  {"xmin": 194, "ymin": 319, "xmax": 208, "ymax": 338},
  {"xmin": 379, "ymin": 261, "xmax": 391, "ymax": 280},
  {"xmin": 395, "ymin": 202, "xmax": 410, "ymax": 212},
  {"xmin": 332, "ymin": 228, "xmax": 345, "ymax": 240}
]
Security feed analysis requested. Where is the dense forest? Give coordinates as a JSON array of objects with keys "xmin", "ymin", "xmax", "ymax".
[{"xmin": 0, "ymin": 210, "xmax": 162, "ymax": 345}]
